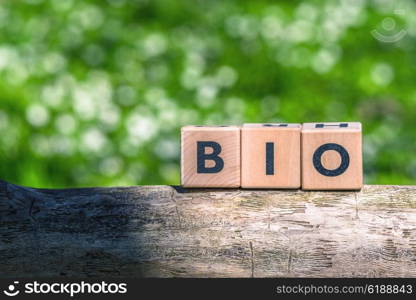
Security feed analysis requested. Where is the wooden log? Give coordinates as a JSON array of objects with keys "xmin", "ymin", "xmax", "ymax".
[{"xmin": 1, "ymin": 179, "xmax": 416, "ymax": 278}]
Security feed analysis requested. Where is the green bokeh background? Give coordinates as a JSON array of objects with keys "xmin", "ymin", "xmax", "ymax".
[{"xmin": 0, "ymin": 0, "xmax": 415, "ymax": 188}]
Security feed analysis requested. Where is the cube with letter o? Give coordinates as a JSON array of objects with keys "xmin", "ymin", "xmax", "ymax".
[{"xmin": 301, "ymin": 122, "xmax": 363, "ymax": 190}]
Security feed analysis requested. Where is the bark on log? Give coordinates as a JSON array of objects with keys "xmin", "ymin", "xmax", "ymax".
[{"xmin": 1, "ymin": 179, "xmax": 416, "ymax": 278}]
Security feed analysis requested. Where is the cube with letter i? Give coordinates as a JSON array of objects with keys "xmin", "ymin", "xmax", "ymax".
[
  {"xmin": 241, "ymin": 123, "xmax": 301, "ymax": 189},
  {"xmin": 181, "ymin": 125, "xmax": 241, "ymax": 188},
  {"xmin": 301, "ymin": 122, "xmax": 363, "ymax": 190}
]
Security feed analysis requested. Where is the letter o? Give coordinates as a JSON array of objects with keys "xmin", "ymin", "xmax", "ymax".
[{"xmin": 313, "ymin": 143, "xmax": 349, "ymax": 176}]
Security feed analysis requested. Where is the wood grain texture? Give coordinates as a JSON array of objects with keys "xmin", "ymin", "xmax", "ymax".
[
  {"xmin": 241, "ymin": 123, "xmax": 301, "ymax": 188},
  {"xmin": 302, "ymin": 122, "xmax": 363, "ymax": 190},
  {"xmin": 181, "ymin": 126, "xmax": 240, "ymax": 188},
  {"xmin": 2, "ymin": 180, "xmax": 416, "ymax": 278}
]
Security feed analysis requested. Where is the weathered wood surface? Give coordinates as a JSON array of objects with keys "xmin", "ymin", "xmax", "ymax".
[{"xmin": 1, "ymin": 179, "xmax": 416, "ymax": 278}]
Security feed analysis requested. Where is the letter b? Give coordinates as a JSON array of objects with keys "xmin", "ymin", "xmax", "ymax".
[{"xmin": 197, "ymin": 141, "xmax": 224, "ymax": 173}]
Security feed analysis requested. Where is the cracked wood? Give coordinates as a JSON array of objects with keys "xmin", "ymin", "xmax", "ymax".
[{"xmin": 1, "ymin": 180, "xmax": 416, "ymax": 277}]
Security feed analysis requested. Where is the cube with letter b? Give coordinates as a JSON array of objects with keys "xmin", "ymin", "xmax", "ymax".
[
  {"xmin": 241, "ymin": 123, "xmax": 301, "ymax": 188},
  {"xmin": 181, "ymin": 125, "xmax": 240, "ymax": 188},
  {"xmin": 301, "ymin": 122, "xmax": 363, "ymax": 190}
]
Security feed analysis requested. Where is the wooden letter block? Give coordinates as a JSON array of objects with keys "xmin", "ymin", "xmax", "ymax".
[
  {"xmin": 301, "ymin": 122, "xmax": 363, "ymax": 190},
  {"xmin": 241, "ymin": 123, "xmax": 301, "ymax": 189},
  {"xmin": 181, "ymin": 125, "xmax": 240, "ymax": 188}
]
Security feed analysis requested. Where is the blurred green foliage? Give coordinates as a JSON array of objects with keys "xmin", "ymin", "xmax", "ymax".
[{"xmin": 0, "ymin": 0, "xmax": 415, "ymax": 187}]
